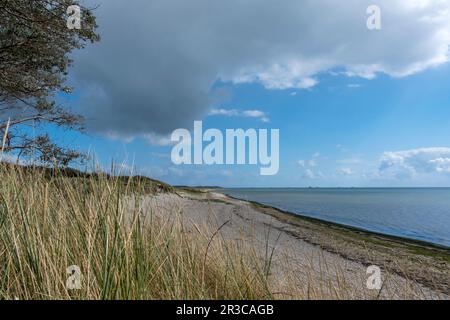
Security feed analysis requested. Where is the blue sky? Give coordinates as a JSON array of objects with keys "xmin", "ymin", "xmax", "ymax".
[
  {"xmin": 58, "ymin": 62, "xmax": 450, "ymax": 187},
  {"xmin": 49, "ymin": 0, "xmax": 450, "ymax": 187}
]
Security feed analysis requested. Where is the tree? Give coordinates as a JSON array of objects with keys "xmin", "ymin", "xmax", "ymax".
[{"xmin": 0, "ymin": 0, "xmax": 99, "ymax": 166}]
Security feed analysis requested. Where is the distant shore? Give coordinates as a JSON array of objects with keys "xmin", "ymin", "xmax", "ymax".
[{"xmin": 155, "ymin": 187, "xmax": 450, "ymax": 298}]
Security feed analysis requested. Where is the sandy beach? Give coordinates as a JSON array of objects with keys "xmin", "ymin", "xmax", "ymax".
[{"xmin": 141, "ymin": 188, "xmax": 450, "ymax": 300}]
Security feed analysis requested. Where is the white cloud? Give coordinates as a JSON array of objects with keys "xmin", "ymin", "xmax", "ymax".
[
  {"xmin": 208, "ymin": 108, "xmax": 240, "ymax": 117},
  {"xmin": 144, "ymin": 133, "xmax": 173, "ymax": 146},
  {"xmin": 228, "ymin": 0, "xmax": 450, "ymax": 87},
  {"xmin": 242, "ymin": 110, "xmax": 264, "ymax": 118},
  {"xmin": 242, "ymin": 110, "xmax": 270, "ymax": 122},
  {"xmin": 304, "ymin": 169, "xmax": 315, "ymax": 179},
  {"xmin": 379, "ymin": 147, "xmax": 450, "ymax": 177},
  {"xmin": 103, "ymin": 131, "xmax": 173, "ymax": 146},
  {"xmin": 297, "ymin": 152, "xmax": 320, "ymax": 168},
  {"xmin": 429, "ymin": 157, "xmax": 450, "ymax": 173},
  {"xmin": 339, "ymin": 168, "xmax": 354, "ymax": 175},
  {"xmin": 299, "ymin": 153, "xmax": 323, "ymax": 178},
  {"xmin": 303, "ymin": 169, "xmax": 325, "ymax": 179},
  {"xmin": 233, "ymin": 61, "xmax": 323, "ymax": 90},
  {"xmin": 208, "ymin": 108, "xmax": 270, "ymax": 122},
  {"xmin": 308, "ymin": 159, "xmax": 318, "ymax": 167},
  {"xmin": 73, "ymin": 0, "xmax": 450, "ymax": 137},
  {"xmin": 298, "ymin": 153, "xmax": 320, "ymax": 168}
]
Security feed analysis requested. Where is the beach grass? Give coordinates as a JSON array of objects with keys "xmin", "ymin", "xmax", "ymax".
[
  {"xmin": 0, "ymin": 163, "xmax": 445, "ymax": 300},
  {"xmin": 0, "ymin": 164, "xmax": 275, "ymax": 299}
]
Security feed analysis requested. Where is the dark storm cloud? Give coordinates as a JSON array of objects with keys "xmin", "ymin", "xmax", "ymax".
[{"xmin": 70, "ymin": 0, "xmax": 450, "ymax": 139}]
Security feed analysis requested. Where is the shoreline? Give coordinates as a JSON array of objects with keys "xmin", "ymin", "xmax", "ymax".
[
  {"xmin": 171, "ymin": 187, "xmax": 450, "ymax": 297},
  {"xmin": 219, "ymin": 191, "xmax": 450, "ymax": 251}
]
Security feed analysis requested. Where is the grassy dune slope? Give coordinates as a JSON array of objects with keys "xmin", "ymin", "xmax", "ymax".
[{"xmin": 0, "ymin": 164, "xmax": 271, "ymax": 299}]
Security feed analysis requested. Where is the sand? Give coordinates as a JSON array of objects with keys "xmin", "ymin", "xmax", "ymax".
[{"xmin": 139, "ymin": 189, "xmax": 449, "ymax": 300}]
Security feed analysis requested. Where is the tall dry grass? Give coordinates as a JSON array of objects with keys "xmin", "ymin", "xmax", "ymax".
[
  {"xmin": 0, "ymin": 164, "xmax": 440, "ymax": 300},
  {"xmin": 0, "ymin": 164, "xmax": 273, "ymax": 299}
]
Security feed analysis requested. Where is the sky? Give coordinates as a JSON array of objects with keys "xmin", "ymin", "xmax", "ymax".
[{"xmin": 52, "ymin": 0, "xmax": 450, "ymax": 187}]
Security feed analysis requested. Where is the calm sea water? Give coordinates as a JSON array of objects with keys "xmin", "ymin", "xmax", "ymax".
[{"xmin": 219, "ymin": 188, "xmax": 450, "ymax": 248}]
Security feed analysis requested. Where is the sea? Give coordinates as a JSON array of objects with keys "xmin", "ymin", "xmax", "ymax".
[{"xmin": 219, "ymin": 188, "xmax": 450, "ymax": 248}]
